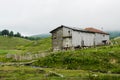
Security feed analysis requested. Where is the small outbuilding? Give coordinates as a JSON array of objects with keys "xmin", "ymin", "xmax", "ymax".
[{"xmin": 50, "ymin": 25, "xmax": 110, "ymax": 51}]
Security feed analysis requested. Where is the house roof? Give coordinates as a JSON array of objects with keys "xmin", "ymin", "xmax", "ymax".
[
  {"xmin": 50, "ymin": 25, "xmax": 94, "ymax": 33},
  {"xmin": 50, "ymin": 25, "xmax": 109, "ymax": 35},
  {"xmin": 85, "ymin": 27, "xmax": 109, "ymax": 35}
]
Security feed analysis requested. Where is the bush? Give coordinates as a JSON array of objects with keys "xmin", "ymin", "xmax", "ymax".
[
  {"xmin": 33, "ymin": 45, "xmax": 120, "ymax": 72},
  {"xmin": 111, "ymin": 68, "xmax": 120, "ymax": 74}
]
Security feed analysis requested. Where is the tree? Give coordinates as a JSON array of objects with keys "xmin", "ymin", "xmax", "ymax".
[
  {"xmin": 14, "ymin": 32, "xmax": 21, "ymax": 37},
  {"xmin": 9, "ymin": 31, "xmax": 14, "ymax": 37},
  {"xmin": 1, "ymin": 29, "xmax": 9, "ymax": 36},
  {"xmin": 0, "ymin": 31, "xmax": 2, "ymax": 36}
]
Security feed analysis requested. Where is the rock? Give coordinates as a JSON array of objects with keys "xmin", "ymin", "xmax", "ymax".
[
  {"xmin": 45, "ymin": 71, "xmax": 64, "ymax": 78},
  {"xmin": 92, "ymin": 74, "xmax": 98, "ymax": 77}
]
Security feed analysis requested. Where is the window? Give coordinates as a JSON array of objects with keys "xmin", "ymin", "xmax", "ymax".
[
  {"xmin": 68, "ymin": 31, "xmax": 70, "ymax": 33},
  {"xmin": 103, "ymin": 34, "xmax": 105, "ymax": 37}
]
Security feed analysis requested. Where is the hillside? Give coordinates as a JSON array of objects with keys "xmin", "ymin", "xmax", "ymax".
[
  {"xmin": 0, "ymin": 35, "xmax": 49, "ymax": 51},
  {"xmin": 0, "ymin": 36, "xmax": 32, "ymax": 50},
  {"xmin": 0, "ymin": 36, "xmax": 120, "ymax": 79},
  {"xmin": 30, "ymin": 33, "xmax": 51, "ymax": 38},
  {"xmin": 0, "ymin": 37, "xmax": 51, "ymax": 62},
  {"xmin": 108, "ymin": 31, "xmax": 120, "ymax": 39},
  {"xmin": 113, "ymin": 37, "xmax": 120, "ymax": 41},
  {"xmin": 33, "ymin": 45, "xmax": 120, "ymax": 74},
  {"xmin": 21, "ymin": 37, "xmax": 52, "ymax": 53}
]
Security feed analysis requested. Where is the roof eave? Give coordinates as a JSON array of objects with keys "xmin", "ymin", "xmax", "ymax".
[{"xmin": 50, "ymin": 25, "xmax": 64, "ymax": 33}]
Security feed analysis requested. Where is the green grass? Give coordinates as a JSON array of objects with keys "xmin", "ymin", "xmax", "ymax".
[
  {"xmin": 0, "ymin": 66, "xmax": 120, "ymax": 80},
  {"xmin": 0, "ymin": 50, "xmax": 23, "ymax": 55},
  {"xmin": 0, "ymin": 36, "xmax": 33, "ymax": 62},
  {"xmin": 19, "ymin": 37, "xmax": 52, "ymax": 53},
  {"xmin": 112, "ymin": 37, "xmax": 120, "ymax": 45},
  {"xmin": 0, "ymin": 36, "xmax": 32, "ymax": 50},
  {"xmin": 0, "ymin": 37, "xmax": 51, "ymax": 62},
  {"xmin": 0, "ymin": 36, "xmax": 51, "ymax": 54},
  {"xmin": 0, "ymin": 50, "xmax": 25, "ymax": 62},
  {"xmin": 0, "ymin": 36, "xmax": 120, "ymax": 79},
  {"xmin": 0, "ymin": 50, "xmax": 10, "ymax": 55},
  {"xmin": 33, "ymin": 45, "xmax": 120, "ymax": 74}
]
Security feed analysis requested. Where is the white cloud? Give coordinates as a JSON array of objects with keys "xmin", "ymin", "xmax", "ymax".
[{"xmin": 0, "ymin": 0, "xmax": 120, "ymax": 36}]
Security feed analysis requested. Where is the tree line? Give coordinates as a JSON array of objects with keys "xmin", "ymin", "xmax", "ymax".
[
  {"xmin": 0, "ymin": 29, "xmax": 22, "ymax": 37},
  {"xmin": 0, "ymin": 29, "xmax": 41, "ymax": 40}
]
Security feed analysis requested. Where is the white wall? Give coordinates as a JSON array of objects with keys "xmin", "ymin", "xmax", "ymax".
[
  {"xmin": 63, "ymin": 38, "xmax": 72, "ymax": 47},
  {"xmin": 62, "ymin": 27, "xmax": 110, "ymax": 49},
  {"xmin": 81, "ymin": 32, "xmax": 94, "ymax": 46},
  {"xmin": 72, "ymin": 31, "xmax": 95, "ymax": 47},
  {"xmin": 63, "ymin": 27, "xmax": 72, "ymax": 37},
  {"xmin": 103, "ymin": 35, "xmax": 109, "ymax": 40},
  {"xmin": 95, "ymin": 33, "xmax": 110, "ymax": 45},
  {"xmin": 72, "ymin": 31, "xmax": 82, "ymax": 47}
]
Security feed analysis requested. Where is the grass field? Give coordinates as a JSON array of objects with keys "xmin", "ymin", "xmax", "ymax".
[
  {"xmin": 33, "ymin": 45, "xmax": 120, "ymax": 74},
  {"xmin": 0, "ymin": 36, "xmax": 51, "ymax": 62},
  {"xmin": 0, "ymin": 36, "xmax": 120, "ymax": 80},
  {"xmin": 0, "ymin": 36, "xmax": 32, "ymax": 50},
  {"xmin": 21, "ymin": 37, "xmax": 52, "ymax": 53},
  {"xmin": 0, "ymin": 66, "xmax": 120, "ymax": 80}
]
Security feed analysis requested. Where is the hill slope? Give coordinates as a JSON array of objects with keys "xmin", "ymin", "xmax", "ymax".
[
  {"xmin": 33, "ymin": 45, "xmax": 120, "ymax": 73},
  {"xmin": 0, "ymin": 37, "xmax": 51, "ymax": 62},
  {"xmin": 21, "ymin": 37, "xmax": 52, "ymax": 53},
  {"xmin": 30, "ymin": 33, "xmax": 51, "ymax": 38},
  {"xmin": 108, "ymin": 31, "xmax": 120, "ymax": 39},
  {"xmin": 0, "ymin": 36, "xmax": 32, "ymax": 49}
]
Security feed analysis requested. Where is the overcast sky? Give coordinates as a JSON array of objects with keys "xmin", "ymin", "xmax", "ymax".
[{"xmin": 0, "ymin": 0, "xmax": 120, "ymax": 36}]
